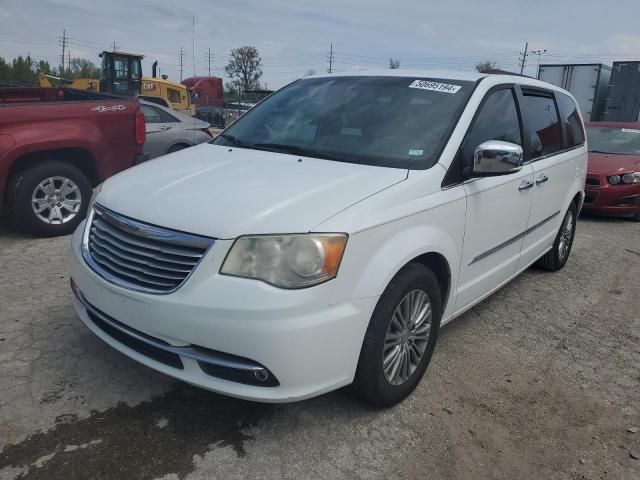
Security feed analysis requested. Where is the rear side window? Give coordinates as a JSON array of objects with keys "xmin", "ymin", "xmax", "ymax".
[
  {"xmin": 157, "ymin": 108, "xmax": 179, "ymax": 123},
  {"xmin": 141, "ymin": 105, "xmax": 162, "ymax": 123},
  {"xmin": 520, "ymin": 92, "xmax": 563, "ymax": 158},
  {"xmin": 462, "ymin": 88, "xmax": 522, "ymax": 163},
  {"xmin": 556, "ymin": 93, "xmax": 585, "ymax": 147}
]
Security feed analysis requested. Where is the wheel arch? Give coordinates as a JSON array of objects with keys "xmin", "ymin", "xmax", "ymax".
[
  {"xmin": 409, "ymin": 252, "xmax": 452, "ymax": 313},
  {"xmin": 167, "ymin": 142, "xmax": 191, "ymax": 154},
  {"xmin": 7, "ymin": 148, "xmax": 99, "ymax": 191}
]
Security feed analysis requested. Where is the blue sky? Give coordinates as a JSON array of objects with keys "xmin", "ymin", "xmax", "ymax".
[{"xmin": 1, "ymin": 0, "xmax": 639, "ymax": 88}]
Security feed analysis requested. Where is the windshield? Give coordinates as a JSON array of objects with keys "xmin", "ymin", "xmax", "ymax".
[
  {"xmin": 213, "ymin": 76, "xmax": 475, "ymax": 169},
  {"xmin": 586, "ymin": 126, "xmax": 640, "ymax": 155}
]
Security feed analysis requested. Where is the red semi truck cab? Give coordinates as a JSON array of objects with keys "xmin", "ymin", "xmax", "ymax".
[{"xmin": 0, "ymin": 87, "xmax": 146, "ymax": 236}]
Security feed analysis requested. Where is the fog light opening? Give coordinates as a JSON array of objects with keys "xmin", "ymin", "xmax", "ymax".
[{"xmin": 254, "ymin": 369, "xmax": 270, "ymax": 383}]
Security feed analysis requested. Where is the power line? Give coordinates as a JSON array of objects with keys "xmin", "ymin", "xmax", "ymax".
[
  {"xmin": 519, "ymin": 41, "xmax": 529, "ymax": 74},
  {"xmin": 204, "ymin": 48, "xmax": 214, "ymax": 76},
  {"xmin": 178, "ymin": 47, "xmax": 185, "ymax": 80},
  {"xmin": 58, "ymin": 29, "xmax": 67, "ymax": 71},
  {"xmin": 327, "ymin": 43, "xmax": 334, "ymax": 74}
]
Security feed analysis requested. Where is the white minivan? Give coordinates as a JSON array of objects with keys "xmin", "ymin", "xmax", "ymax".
[{"xmin": 70, "ymin": 71, "xmax": 587, "ymax": 406}]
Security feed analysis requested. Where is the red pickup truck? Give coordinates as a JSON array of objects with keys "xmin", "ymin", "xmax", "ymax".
[{"xmin": 0, "ymin": 87, "xmax": 146, "ymax": 236}]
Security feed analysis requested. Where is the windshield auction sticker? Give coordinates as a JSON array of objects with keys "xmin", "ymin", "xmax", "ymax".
[{"xmin": 409, "ymin": 80, "xmax": 461, "ymax": 93}]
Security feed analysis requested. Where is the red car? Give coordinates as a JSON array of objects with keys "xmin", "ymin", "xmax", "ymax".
[
  {"xmin": 583, "ymin": 122, "xmax": 640, "ymax": 221},
  {"xmin": 0, "ymin": 87, "xmax": 146, "ymax": 236}
]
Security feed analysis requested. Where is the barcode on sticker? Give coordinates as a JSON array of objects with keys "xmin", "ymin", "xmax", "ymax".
[{"xmin": 409, "ymin": 80, "xmax": 461, "ymax": 93}]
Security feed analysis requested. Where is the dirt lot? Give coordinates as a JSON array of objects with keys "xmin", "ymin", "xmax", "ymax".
[{"xmin": 0, "ymin": 213, "xmax": 638, "ymax": 480}]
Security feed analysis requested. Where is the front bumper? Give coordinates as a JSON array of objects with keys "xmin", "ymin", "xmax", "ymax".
[
  {"xmin": 70, "ymin": 222, "xmax": 378, "ymax": 402},
  {"xmin": 583, "ymin": 174, "xmax": 640, "ymax": 216}
]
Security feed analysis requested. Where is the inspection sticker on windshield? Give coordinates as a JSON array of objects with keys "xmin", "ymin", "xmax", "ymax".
[
  {"xmin": 409, "ymin": 80, "xmax": 461, "ymax": 94},
  {"xmin": 621, "ymin": 128, "xmax": 640, "ymax": 133}
]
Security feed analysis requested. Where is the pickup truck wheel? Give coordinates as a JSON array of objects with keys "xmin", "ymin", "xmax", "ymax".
[
  {"xmin": 535, "ymin": 202, "xmax": 578, "ymax": 271},
  {"xmin": 7, "ymin": 161, "xmax": 92, "ymax": 237},
  {"xmin": 354, "ymin": 262, "xmax": 441, "ymax": 407}
]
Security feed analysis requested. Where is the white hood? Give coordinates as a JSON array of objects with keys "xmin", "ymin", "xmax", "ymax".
[{"xmin": 96, "ymin": 144, "xmax": 407, "ymax": 238}]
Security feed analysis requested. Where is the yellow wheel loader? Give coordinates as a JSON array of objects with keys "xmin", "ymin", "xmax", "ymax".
[{"xmin": 38, "ymin": 51, "xmax": 193, "ymax": 115}]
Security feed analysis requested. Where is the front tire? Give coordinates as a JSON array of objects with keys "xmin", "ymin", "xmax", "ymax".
[
  {"xmin": 7, "ymin": 161, "xmax": 92, "ymax": 237},
  {"xmin": 354, "ymin": 262, "xmax": 442, "ymax": 407},
  {"xmin": 535, "ymin": 202, "xmax": 578, "ymax": 271}
]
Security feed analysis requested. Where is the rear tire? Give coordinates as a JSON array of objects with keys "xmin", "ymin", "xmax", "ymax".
[
  {"xmin": 535, "ymin": 202, "xmax": 578, "ymax": 271},
  {"xmin": 167, "ymin": 144, "xmax": 189, "ymax": 154},
  {"xmin": 354, "ymin": 262, "xmax": 442, "ymax": 407},
  {"xmin": 7, "ymin": 160, "xmax": 92, "ymax": 237}
]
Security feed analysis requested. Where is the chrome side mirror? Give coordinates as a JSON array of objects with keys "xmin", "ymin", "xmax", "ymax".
[{"xmin": 472, "ymin": 140, "xmax": 523, "ymax": 176}]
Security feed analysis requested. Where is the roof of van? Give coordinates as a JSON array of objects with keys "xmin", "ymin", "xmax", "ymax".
[{"xmin": 306, "ymin": 69, "xmax": 560, "ymax": 90}]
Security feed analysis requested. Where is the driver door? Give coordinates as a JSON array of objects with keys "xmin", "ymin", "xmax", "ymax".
[{"xmin": 454, "ymin": 86, "xmax": 534, "ymax": 313}]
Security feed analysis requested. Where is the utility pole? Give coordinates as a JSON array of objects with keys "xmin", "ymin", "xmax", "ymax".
[
  {"xmin": 204, "ymin": 48, "xmax": 214, "ymax": 76},
  {"xmin": 178, "ymin": 47, "xmax": 185, "ymax": 80},
  {"xmin": 59, "ymin": 29, "xmax": 68, "ymax": 72},
  {"xmin": 112, "ymin": 41, "xmax": 118, "ymax": 52},
  {"xmin": 531, "ymin": 49, "xmax": 548, "ymax": 78},
  {"xmin": 327, "ymin": 43, "xmax": 334, "ymax": 73},
  {"xmin": 68, "ymin": 49, "xmax": 71, "ymax": 74},
  {"xmin": 518, "ymin": 42, "xmax": 529, "ymax": 75}
]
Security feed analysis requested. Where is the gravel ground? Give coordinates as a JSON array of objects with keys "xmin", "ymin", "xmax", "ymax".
[{"xmin": 0, "ymin": 213, "xmax": 638, "ymax": 480}]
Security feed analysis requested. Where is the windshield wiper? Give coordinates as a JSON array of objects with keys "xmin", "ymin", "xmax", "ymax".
[
  {"xmin": 219, "ymin": 133, "xmax": 247, "ymax": 147},
  {"xmin": 252, "ymin": 143, "xmax": 311, "ymax": 155},
  {"xmin": 252, "ymin": 143, "xmax": 355, "ymax": 163}
]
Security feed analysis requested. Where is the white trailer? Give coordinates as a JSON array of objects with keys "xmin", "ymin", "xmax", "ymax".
[{"xmin": 538, "ymin": 64, "xmax": 611, "ymax": 121}]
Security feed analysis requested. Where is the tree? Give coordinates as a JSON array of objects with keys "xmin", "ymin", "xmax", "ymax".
[
  {"xmin": 225, "ymin": 46, "xmax": 263, "ymax": 92},
  {"xmin": 389, "ymin": 58, "xmax": 401, "ymax": 69},
  {"xmin": 223, "ymin": 81, "xmax": 240, "ymax": 98},
  {"xmin": 475, "ymin": 61, "xmax": 498, "ymax": 73},
  {"xmin": 68, "ymin": 58, "xmax": 100, "ymax": 79},
  {"xmin": 304, "ymin": 69, "xmax": 316, "ymax": 77},
  {"xmin": 0, "ymin": 57, "xmax": 11, "ymax": 82},
  {"xmin": 35, "ymin": 60, "xmax": 53, "ymax": 76}
]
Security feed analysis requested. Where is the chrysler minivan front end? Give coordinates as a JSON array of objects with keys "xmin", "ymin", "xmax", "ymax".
[{"xmin": 70, "ymin": 204, "xmax": 380, "ymax": 402}]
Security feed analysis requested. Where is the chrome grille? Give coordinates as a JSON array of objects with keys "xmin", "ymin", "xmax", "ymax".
[{"xmin": 83, "ymin": 204, "xmax": 214, "ymax": 294}]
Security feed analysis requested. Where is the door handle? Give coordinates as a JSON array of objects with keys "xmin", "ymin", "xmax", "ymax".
[
  {"xmin": 518, "ymin": 181, "xmax": 534, "ymax": 191},
  {"xmin": 159, "ymin": 125, "xmax": 171, "ymax": 130},
  {"xmin": 535, "ymin": 174, "xmax": 549, "ymax": 185}
]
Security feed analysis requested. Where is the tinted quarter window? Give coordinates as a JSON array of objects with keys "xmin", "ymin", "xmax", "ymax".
[
  {"xmin": 141, "ymin": 105, "xmax": 162, "ymax": 123},
  {"xmin": 158, "ymin": 108, "xmax": 179, "ymax": 123},
  {"xmin": 521, "ymin": 93, "xmax": 563, "ymax": 158},
  {"xmin": 462, "ymin": 88, "xmax": 522, "ymax": 164},
  {"xmin": 556, "ymin": 93, "xmax": 585, "ymax": 147}
]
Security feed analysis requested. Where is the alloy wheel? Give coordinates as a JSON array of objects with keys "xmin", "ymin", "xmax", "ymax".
[
  {"xmin": 31, "ymin": 176, "xmax": 82, "ymax": 225},
  {"xmin": 382, "ymin": 289, "xmax": 432, "ymax": 386},
  {"xmin": 558, "ymin": 210, "xmax": 574, "ymax": 262}
]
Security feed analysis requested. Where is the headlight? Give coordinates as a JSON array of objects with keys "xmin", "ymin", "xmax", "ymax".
[
  {"xmin": 608, "ymin": 175, "xmax": 621, "ymax": 185},
  {"xmin": 621, "ymin": 172, "xmax": 640, "ymax": 184},
  {"xmin": 221, "ymin": 234, "xmax": 348, "ymax": 288}
]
